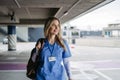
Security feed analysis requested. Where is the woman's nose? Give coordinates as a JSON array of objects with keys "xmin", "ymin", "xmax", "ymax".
[{"xmin": 55, "ymin": 26, "xmax": 59, "ymax": 29}]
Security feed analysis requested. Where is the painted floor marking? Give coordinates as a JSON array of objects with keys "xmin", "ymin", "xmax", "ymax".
[{"xmin": 94, "ymin": 69, "xmax": 112, "ymax": 80}]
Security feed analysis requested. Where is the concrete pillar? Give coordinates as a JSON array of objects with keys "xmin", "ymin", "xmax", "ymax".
[{"xmin": 8, "ymin": 25, "xmax": 16, "ymax": 51}]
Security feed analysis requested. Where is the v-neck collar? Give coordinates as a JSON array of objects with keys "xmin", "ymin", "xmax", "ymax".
[{"xmin": 46, "ymin": 39, "xmax": 56, "ymax": 56}]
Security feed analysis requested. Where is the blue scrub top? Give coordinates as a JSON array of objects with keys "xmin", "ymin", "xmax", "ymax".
[{"xmin": 36, "ymin": 39, "xmax": 71, "ymax": 80}]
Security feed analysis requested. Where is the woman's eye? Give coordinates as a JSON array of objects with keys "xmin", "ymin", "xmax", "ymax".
[{"xmin": 52, "ymin": 24, "xmax": 55, "ymax": 26}]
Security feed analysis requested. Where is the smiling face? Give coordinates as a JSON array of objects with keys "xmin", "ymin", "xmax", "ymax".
[
  {"xmin": 49, "ymin": 20, "xmax": 60, "ymax": 36},
  {"xmin": 44, "ymin": 17, "xmax": 61, "ymax": 38}
]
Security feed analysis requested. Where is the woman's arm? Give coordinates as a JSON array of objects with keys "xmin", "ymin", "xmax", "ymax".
[{"xmin": 63, "ymin": 58, "xmax": 72, "ymax": 80}]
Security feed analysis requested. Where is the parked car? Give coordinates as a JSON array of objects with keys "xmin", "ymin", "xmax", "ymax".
[{"xmin": 3, "ymin": 37, "xmax": 8, "ymax": 44}]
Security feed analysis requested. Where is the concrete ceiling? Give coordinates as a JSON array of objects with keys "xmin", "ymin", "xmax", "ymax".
[{"xmin": 0, "ymin": 0, "xmax": 114, "ymax": 25}]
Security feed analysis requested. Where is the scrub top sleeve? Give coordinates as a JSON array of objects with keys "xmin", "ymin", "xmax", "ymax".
[{"xmin": 62, "ymin": 40, "xmax": 72, "ymax": 58}]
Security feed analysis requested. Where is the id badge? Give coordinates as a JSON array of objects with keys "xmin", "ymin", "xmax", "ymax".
[{"xmin": 48, "ymin": 57, "xmax": 56, "ymax": 62}]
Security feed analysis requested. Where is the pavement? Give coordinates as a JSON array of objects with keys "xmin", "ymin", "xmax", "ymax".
[{"xmin": 0, "ymin": 42, "xmax": 120, "ymax": 80}]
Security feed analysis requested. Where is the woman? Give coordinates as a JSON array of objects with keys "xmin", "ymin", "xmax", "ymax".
[{"xmin": 36, "ymin": 17, "xmax": 72, "ymax": 80}]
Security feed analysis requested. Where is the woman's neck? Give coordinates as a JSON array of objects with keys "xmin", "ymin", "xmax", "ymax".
[{"xmin": 48, "ymin": 35, "xmax": 56, "ymax": 44}]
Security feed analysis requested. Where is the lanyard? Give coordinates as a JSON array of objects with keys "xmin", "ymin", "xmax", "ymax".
[{"xmin": 47, "ymin": 41, "xmax": 55, "ymax": 56}]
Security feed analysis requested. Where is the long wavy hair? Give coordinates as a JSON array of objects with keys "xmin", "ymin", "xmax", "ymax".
[{"xmin": 44, "ymin": 17, "xmax": 66, "ymax": 50}]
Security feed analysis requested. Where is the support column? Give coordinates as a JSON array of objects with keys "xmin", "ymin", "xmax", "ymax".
[{"xmin": 8, "ymin": 25, "xmax": 16, "ymax": 51}]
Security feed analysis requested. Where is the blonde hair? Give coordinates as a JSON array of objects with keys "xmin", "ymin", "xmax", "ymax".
[{"xmin": 44, "ymin": 17, "xmax": 66, "ymax": 50}]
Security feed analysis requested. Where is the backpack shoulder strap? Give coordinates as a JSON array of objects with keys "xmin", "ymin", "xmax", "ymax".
[{"xmin": 39, "ymin": 38, "xmax": 45, "ymax": 49}]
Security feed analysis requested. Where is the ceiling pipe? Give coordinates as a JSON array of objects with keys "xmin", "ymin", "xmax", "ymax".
[
  {"xmin": 55, "ymin": 7, "xmax": 63, "ymax": 17},
  {"xmin": 25, "ymin": 8, "xmax": 32, "ymax": 18},
  {"xmin": 60, "ymin": 0, "xmax": 82, "ymax": 19},
  {"xmin": 14, "ymin": 0, "xmax": 21, "ymax": 8}
]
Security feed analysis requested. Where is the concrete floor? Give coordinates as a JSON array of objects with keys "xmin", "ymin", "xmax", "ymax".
[{"xmin": 0, "ymin": 42, "xmax": 120, "ymax": 80}]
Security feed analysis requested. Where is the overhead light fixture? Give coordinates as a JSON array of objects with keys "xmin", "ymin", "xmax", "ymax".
[{"xmin": 64, "ymin": 11, "xmax": 68, "ymax": 16}]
